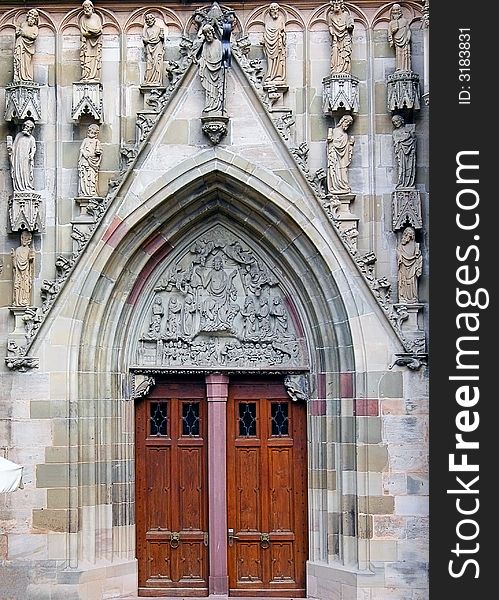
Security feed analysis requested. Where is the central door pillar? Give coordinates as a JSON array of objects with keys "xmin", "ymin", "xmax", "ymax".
[{"xmin": 206, "ymin": 373, "xmax": 230, "ymax": 596}]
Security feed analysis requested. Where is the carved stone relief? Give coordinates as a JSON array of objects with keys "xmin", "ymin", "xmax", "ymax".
[
  {"xmin": 135, "ymin": 229, "xmax": 308, "ymax": 370},
  {"xmin": 262, "ymin": 3, "xmax": 287, "ymax": 90}
]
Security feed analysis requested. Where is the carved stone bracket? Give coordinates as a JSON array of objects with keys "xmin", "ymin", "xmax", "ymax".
[
  {"xmin": 392, "ymin": 303, "xmax": 424, "ymax": 335},
  {"xmin": 284, "ymin": 374, "xmax": 310, "ymax": 403},
  {"xmin": 272, "ymin": 109, "xmax": 295, "ymax": 142},
  {"xmin": 8, "ymin": 192, "xmax": 43, "ymax": 233},
  {"xmin": 74, "ymin": 196, "xmax": 104, "ymax": 223},
  {"xmin": 136, "ymin": 111, "xmax": 159, "ymax": 146},
  {"xmin": 387, "ymin": 71, "xmax": 420, "ymax": 112},
  {"xmin": 5, "ymin": 311, "xmax": 39, "ymax": 372},
  {"xmin": 389, "ymin": 352, "xmax": 427, "ymax": 371},
  {"xmin": 132, "ymin": 374, "xmax": 156, "ymax": 399},
  {"xmin": 5, "ymin": 355, "xmax": 39, "ymax": 372},
  {"xmin": 4, "ymin": 82, "xmax": 42, "ymax": 123},
  {"xmin": 201, "ymin": 114, "xmax": 229, "ymax": 145},
  {"xmin": 72, "ymin": 81, "xmax": 103, "ymax": 122},
  {"xmin": 323, "ymin": 74, "xmax": 360, "ymax": 115},
  {"xmin": 264, "ymin": 83, "xmax": 289, "ymax": 108},
  {"xmin": 140, "ymin": 86, "xmax": 167, "ymax": 113},
  {"xmin": 392, "ymin": 189, "xmax": 422, "ymax": 231}
]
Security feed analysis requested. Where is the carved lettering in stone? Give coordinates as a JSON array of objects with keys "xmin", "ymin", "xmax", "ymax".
[
  {"xmin": 13, "ymin": 9, "xmax": 39, "ymax": 83},
  {"xmin": 388, "ymin": 3, "xmax": 412, "ymax": 72},
  {"xmin": 78, "ymin": 124, "xmax": 102, "ymax": 197},
  {"xmin": 79, "ymin": 0, "xmax": 103, "ymax": 82},
  {"xmin": 327, "ymin": 115, "xmax": 354, "ymax": 195},
  {"xmin": 392, "ymin": 115, "xmax": 416, "ymax": 189},
  {"xmin": 263, "ymin": 3, "xmax": 287, "ymax": 88},
  {"xmin": 11, "ymin": 230, "xmax": 35, "ymax": 307},
  {"xmin": 327, "ymin": 0, "xmax": 354, "ymax": 75},
  {"xmin": 7, "ymin": 120, "xmax": 36, "ymax": 192},
  {"xmin": 397, "ymin": 226, "xmax": 422, "ymax": 303},
  {"xmin": 136, "ymin": 230, "xmax": 308, "ymax": 370},
  {"xmin": 142, "ymin": 13, "xmax": 166, "ymax": 87}
]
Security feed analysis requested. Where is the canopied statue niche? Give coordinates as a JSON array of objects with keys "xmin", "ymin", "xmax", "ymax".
[{"xmin": 134, "ymin": 228, "xmax": 308, "ymax": 371}]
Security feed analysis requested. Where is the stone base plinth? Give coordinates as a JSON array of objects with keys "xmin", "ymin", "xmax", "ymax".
[
  {"xmin": 392, "ymin": 189, "xmax": 422, "ymax": 231},
  {"xmin": 323, "ymin": 73, "xmax": 360, "ymax": 115},
  {"xmin": 72, "ymin": 81, "xmax": 103, "ymax": 122},
  {"xmin": 8, "ymin": 191, "xmax": 43, "ymax": 232},
  {"xmin": 4, "ymin": 81, "xmax": 42, "ymax": 123},
  {"xmin": 74, "ymin": 196, "xmax": 104, "ymax": 223},
  {"xmin": 387, "ymin": 71, "xmax": 420, "ymax": 111}
]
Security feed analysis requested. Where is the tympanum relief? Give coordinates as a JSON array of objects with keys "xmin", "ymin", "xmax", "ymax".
[{"xmin": 135, "ymin": 230, "xmax": 308, "ymax": 370}]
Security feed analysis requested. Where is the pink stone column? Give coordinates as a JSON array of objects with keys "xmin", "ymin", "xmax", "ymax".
[{"xmin": 206, "ymin": 373, "xmax": 229, "ymax": 596}]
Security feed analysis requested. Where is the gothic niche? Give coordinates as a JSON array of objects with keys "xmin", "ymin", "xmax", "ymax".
[{"xmin": 135, "ymin": 231, "xmax": 308, "ymax": 370}]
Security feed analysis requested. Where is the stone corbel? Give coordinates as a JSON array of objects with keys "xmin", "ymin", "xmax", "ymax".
[
  {"xmin": 387, "ymin": 71, "xmax": 421, "ymax": 112},
  {"xmin": 8, "ymin": 192, "xmax": 43, "ymax": 233},
  {"xmin": 323, "ymin": 74, "xmax": 360, "ymax": 115},
  {"xmin": 132, "ymin": 374, "xmax": 156, "ymax": 399},
  {"xmin": 284, "ymin": 374, "xmax": 310, "ymax": 403},
  {"xmin": 392, "ymin": 189, "xmax": 422, "ymax": 231},
  {"xmin": 201, "ymin": 114, "xmax": 229, "ymax": 145}
]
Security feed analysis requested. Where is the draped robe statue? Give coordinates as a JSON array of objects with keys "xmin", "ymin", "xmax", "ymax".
[
  {"xmin": 327, "ymin": 0, "xmax": 354, "ymax": 74},
  {"xmin": 142, "ymin": 13, "xmax": 165, "ymax": 86},
  {"xmin": 388, "ymin": 3, "xmax": 412, "ymax": 72},
  {"xmin": 392, "ymin": 115, "xmax": 416, "ymax": 189},
  {"xmin": 7, "ymin": 120, "xmax": 36, "ymax": 192},
  {"xmin": 78, "ymin": 124, "xmax": 102, "ymax": 197},
  {"xmin": 263, "ymin": 3, "xmax": 287, "ymax": 86},
  {"xmin": 79, "ymin": 0, "xmax": 103, "ymax": 81},
  {"xmin": 11, "ymin": 230, "xmax": 35, "ymax": 307},
  {"xmin": 13, "ymin": 9, "xmax": 39, "ymax": 82},
  {"xmin": 327, "ymin": 115, "xmax": 355, "ymax": 194},
  {"xmin": 397, "ymin": 227, "xmax": 422, "ymax": 303},
  {"xmin": 198, "ymin": 24, "xmax": 224, "ymax": 114}
]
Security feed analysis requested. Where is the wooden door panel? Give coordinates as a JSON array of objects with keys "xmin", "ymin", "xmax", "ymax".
[
  {"xmin": 136, "ymin": 378, "xmax": 208, "ymax": 597},
  {"xmin": 228, "ymin": 379, "xmax": 307, "ymax": 597}
]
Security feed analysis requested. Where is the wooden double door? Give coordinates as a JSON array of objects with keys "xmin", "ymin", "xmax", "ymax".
[{"xmin": 135, "ymin": 376, "xmax": 307, "ymax": 597}]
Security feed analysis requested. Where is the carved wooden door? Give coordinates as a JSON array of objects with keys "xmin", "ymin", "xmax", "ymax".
[
  {"xmin": 136, "ymin": 378, "xmax": 209, "ymax": 596},
  {"xmin": 227, "ymin": 379, "xmax": 308, "ymax": 597}
]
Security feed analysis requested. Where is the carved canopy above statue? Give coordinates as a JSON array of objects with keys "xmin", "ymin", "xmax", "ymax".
[{"xmin": 133, "ymin": 227, "xmax": 309, "ymax": 371}]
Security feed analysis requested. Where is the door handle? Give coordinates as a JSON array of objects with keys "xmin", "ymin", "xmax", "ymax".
[
  {"xmin": 228, "ymin": 528, "xmax": 240, "ymax": 546},
  {"xmin": 260, "ymin": 533, "xmax": 270, "ymax": 549},
  {"xmin": 170, "ymin": 532, "xmax": 180, "ymax": 548}
]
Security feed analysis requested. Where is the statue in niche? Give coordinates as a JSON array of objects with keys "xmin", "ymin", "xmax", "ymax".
[
  {"xmin": 327, "ymin": 0, "xmax": 354, "ymax": 75},
  {"xmin": 7, "ymin": 119, "xmax": 36, "ymax": 192},
  {"xmin": 78, "ymin": 123, "xmax": 102, "ymax": 197},
  {"xmin": 198, "ymin": 24, "xmax": 224, "ymax": 114},
  {"xmin": 195, "ymin": 255, "xmax": 239, "ymax": 331},
  {"xmin": 397, "ymin": 226, "xmax": 422, "ymax": 303},
  {"xmin": 327, "ymin": 114, "xmax": 355, "ymax": 194},
  {"xmin": 388, "ymin": 3, "xmax": 412, "ymax": 72},
  {"xmin": 79, "ymin": 0, "xmax": 103, "ymax": 81},
  {"xmin": 392, "ymin": 114, "xmax": 416, "ymax": 189},
  {"xmin": 262, "ymin": 3, "xmax": 287, "ymax": 86},
  {"xmin": 148, "ymin": 295, "xmax": 164, "ymax": 337},
  {"xmin": 11, "ymin": 230, "xmax": 35, "ymax": 307},
  {"xmin": 13, "ymin": 9, "xmax": 39, "ymax": 82},
  {"xmin": 142, "ymin": 13, "xmax": 165, "ymax": 86}
]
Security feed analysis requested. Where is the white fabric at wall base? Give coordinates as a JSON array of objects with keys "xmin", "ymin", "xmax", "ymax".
[{"xmin": 0, "ymin": 457, "xmax": 23, "ymax": 492}]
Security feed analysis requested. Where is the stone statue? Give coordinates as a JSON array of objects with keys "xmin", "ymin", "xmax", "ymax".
[
  {"xmin": 327, "ymin": 0, "xmax": 354, "ymax": 75},
  {"xmin": 397, "ymin": 226, "xmax": 422, "ymax": 303},
  {"xmin": 142, "ymin": 13, "xmax": 165, "ymax": 86},
  {"xmin": 327, "ymin": 115, "xmax": 355, "ymax": 194},
  {"xmin": 195, "ymin": 256, "xmax": 238, "ymax": 331},
  {"xmin": 198, "ymin": 24, "xmax": 224, "ymax": 114},
  {"xmin": 13, "ymin": 9, "xmax": 39, "ymax": 82},
  {"xmin": 263, "ymin": 3, "xmax": 287, "ymax": 86},
  {"xmin": 7, "ymin": 119, "xmax": 36, "ymax": 192},
  {"xmin": 78, "ymin": 124, "xmax": 102, "ymax": 197},
  {"xmin": 392, "ymin": 114, "xmax": 416, "ymax": 189},
  {"xmin": 269, "ymin": 296, "xmax": 289, "ymax": 337},
  {"xmin": 79, "ymin": 0, "xmax": 103, "ymax": 81},
  {"xmin": 388, "ymin": 3, "xmax": 412, "ymax": 72},
  {"xmin": 11, "ymin": 230, "xmax": 35, "ymax": 307}
]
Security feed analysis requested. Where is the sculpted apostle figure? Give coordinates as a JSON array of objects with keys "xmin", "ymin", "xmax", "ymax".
[
  {"xmin": 263, "ymin": 3, "xmax": 287, "ymax": 86},
  {"xmin": 327, "ymin": 115, "xmax": 355, "ymax": 194},
  {"xmin": 78, "ymin": 124, "xmax": 102, "ymax": 197},
  {"xmin": 388, "ymin": 3, "xmax": 412, "ymax": 72},
  {"xmin": 7, "ymin": 119, "xmax": 36, "ymax": 192},
  {"xmin": 13, "ymin": 9, "xmax": 39, "ymax": 82},
  {"xmin": 327, "ymin": 0, "xmax": 354, "ymax": 75},
  {"xmin": 11, "ymin": 230, "xmax": 35, "ymax": 307},
  {"xmin": 397, "ymin": 226, "xmax": 422, "ymax": 303},
  {"xmin": 142, "ymin": 13, "xmax": 165, "ymax": 86},
  {"xmin": 79, "ymin": 0, "xmax": 103, "ymax": 81},
  {"xmin": 392, "ymin": 114, "xmax": 416, "ymax": 189},
  {"xmin": 198, "ymin": 24, "xmax": 224, "ymax": 114}
]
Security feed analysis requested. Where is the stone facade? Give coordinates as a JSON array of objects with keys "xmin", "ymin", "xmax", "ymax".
[{"xmin": 0, "ymin": 2, "xmax": 429, "ymax": 599}]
